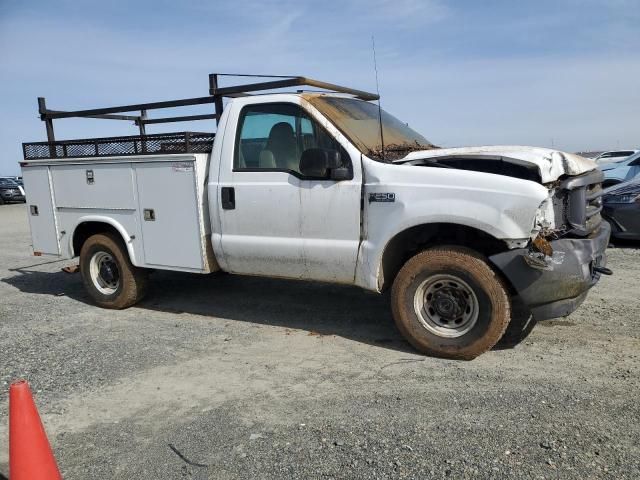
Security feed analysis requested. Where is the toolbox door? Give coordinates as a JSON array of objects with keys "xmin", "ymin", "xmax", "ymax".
[
  {"xmin": 22, "ymin": 166, "xmax": 60, "ymax": 255},
  {"xmin": 135, "ymin": 161, "xmax": 204, "ymax": 270}
]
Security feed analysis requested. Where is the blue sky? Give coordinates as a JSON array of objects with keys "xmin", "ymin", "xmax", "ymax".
[{"xmin": 1, "ymin": 0, "xmax": 639, "ymax": 175}]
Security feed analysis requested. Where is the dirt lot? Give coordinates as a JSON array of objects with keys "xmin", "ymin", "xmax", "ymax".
[{"xmin": 0, "ymin": 202, "xmax": 639, "ymax": 479}]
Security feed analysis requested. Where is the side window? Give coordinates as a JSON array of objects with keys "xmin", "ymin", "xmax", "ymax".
[{"xmin": 234, "ymin": 103, "xmax": 349, "ymax": 176}]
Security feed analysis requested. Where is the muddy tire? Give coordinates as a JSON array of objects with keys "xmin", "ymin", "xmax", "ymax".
[
  {"xmin": 80, "ymin": 233, "xmax": 148, "ymax": 309},
  {"xmin": 391, "ymin": 246, "xmax": 511, "ymax": 360}
]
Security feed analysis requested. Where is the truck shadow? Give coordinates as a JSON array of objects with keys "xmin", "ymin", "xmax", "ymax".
[
  {"xmin": 2, "ymin": 267, "xmax": 413, "ymax": 353},
  {"xmin": 142, "ymin": 270, "xmax": 413, "ymax": 353},
  {"xmin": 3, "ymin": 267, "xmax": 532, "ymax": 354}
]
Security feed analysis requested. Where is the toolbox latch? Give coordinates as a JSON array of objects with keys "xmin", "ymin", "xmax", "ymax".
[{"xmin": 143, "ymin": 209, "xmax": 156, "ymax": 221}]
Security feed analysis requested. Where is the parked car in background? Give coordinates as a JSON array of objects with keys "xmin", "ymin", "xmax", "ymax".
[
  {"xmin": 1, "ymin": 176, "xmax": 24, "ymax": 187},
  {"xmin": 602, "ymin": 179, "xmax": 640, "ymax": 241},
  {"xmin": 0, "ymin": 177, "xmax": 26, "ymax": 204},
  {"xmin": 594, "ymin": 150, "xmax": 637, "ymax": 165},
  {"xmin": 599, "ymin": 150, "xmax": 640, "ymax": 188}
]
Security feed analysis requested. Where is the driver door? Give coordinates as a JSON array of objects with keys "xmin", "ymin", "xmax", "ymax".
[{"xmin": 217, "ymin": 101, "xmax": 362, "ymax": 282}]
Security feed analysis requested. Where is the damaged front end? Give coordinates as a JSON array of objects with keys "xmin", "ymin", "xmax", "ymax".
[
  {"xmin": 521, "ymin": 169, "xmax": 607, "ymax": 271},
  {"xmin": 489, "ymin": 169, "xmax": 611, "ymax": 321}
]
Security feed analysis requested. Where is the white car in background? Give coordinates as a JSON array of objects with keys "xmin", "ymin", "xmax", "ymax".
[{"xmin": 594, "ymin": 150, "xmax": 638, "ymax": 165}]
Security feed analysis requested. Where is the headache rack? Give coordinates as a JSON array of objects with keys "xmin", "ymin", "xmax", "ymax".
[
  {"xmin": 23, "ymin": 73, "xmax": 379, "ymax": 160},
  {"xmin": 23, "ymin": 132, "xmax": 215, "ymax": 160}
]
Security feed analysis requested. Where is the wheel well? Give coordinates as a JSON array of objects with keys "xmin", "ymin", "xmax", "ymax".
[
  {"xmin": 380, "ymin": 223, "xmax": 510, "ymax": 291},
  {"xmin": 72, "ymin": 222, "xmax": 125, "ymax": 257}
]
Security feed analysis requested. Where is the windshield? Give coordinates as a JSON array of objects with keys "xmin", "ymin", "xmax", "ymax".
[
  {"xmin": 0, "ymin": 178, "xmax": 18, "ymax": 186},
  {"xmin": 306, "ymin": 96, "xmax": 436, "ymax": 161}
]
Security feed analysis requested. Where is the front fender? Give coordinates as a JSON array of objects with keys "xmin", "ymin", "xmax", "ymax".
[{"xmin": 355, "ymin": 160, "xmax": 550, "ymax": 292}]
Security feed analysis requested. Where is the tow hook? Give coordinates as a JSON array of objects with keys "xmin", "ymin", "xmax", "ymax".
[{"xmin": 593, "ymin": 266, "xmax": 613, "ymax": 276}]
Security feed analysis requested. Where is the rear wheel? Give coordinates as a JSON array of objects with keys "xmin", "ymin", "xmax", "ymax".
[
  {"xmin": 80, "ymin": 233, "xmax": 148, "ymax": 309},
  {"xmin": 391, "ymin": 247, "xmax": 511, "ymax": 359}
]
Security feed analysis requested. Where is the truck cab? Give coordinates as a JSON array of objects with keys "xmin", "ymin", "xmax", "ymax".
[{"xmin": 20, "ymin": 74, "xmax": 611, "ymax": 359}]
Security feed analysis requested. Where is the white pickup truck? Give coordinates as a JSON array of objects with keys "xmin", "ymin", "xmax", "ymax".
[{"xmin": 21, "ymin": 74, "xmax": 611, "ymax": 359}]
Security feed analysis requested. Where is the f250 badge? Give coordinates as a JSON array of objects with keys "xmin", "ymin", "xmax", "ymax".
[{"xmin": 369, "ymin": 192, "xmax": 396, "ymax": 203}]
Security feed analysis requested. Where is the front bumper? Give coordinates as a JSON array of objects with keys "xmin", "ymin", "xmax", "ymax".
[
  {"xmin": 0, "ymin": 193, "xmax": 25, "ymax": 202},
  {"xmin": 489, "ymin": 222, "xmax": 611, "ymax": 321}
]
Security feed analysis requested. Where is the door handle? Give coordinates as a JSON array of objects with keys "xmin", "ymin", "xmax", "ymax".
[{"xmin": 221, "ymin": 187, "xmax": 235, "ymax": 210}]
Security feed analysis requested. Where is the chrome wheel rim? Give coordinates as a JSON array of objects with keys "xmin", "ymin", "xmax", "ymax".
[
  {"xmin": 414, "ymin": 274, "xmax": 479, "ymax": 338},
  {"xmin": 89, "ymin": 251, "xmax": 120, "ymax": 295}
]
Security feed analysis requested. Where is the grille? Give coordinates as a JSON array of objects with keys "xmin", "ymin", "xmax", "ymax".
[
  {"xmin": 560, "ymin": 169, "xmax": 604, "ymax": 236},
  {"xmin": 22, "ymin": 132, "xmax": 214, "ymax": 160}
]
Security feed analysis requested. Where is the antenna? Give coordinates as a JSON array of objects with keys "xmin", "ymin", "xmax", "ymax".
[{"xmin": 372, "ymin": 35, "xmax": 385, "ymax": 160}]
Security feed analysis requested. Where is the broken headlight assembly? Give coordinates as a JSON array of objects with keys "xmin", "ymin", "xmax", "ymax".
[{"xmin": 523, "ymin": 198, "xmax": 559, "ymax": 270}]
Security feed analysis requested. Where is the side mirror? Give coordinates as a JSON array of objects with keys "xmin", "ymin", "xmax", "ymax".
[{"xmin": 299, "ymin": 148, "xmax": 343, "ymax": 178}]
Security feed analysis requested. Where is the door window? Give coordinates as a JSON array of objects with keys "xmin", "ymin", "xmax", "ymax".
[{"xmin": 234, "ymin": 103, "xmax": 348, "ymax": 175}]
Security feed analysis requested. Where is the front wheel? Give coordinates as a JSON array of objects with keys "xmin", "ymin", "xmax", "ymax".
[
  {"xmin": 391, "ymin": 247, "xmax": 511, "ymax": 359},
  {"xmin": 80, "ymin": 233, "xmax": 148, "ymax": 309}
]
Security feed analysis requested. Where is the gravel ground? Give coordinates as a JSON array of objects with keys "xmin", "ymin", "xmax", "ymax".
[{"xmin": 1, "ymin": 202, "xmax": 639, "ymax": 479}]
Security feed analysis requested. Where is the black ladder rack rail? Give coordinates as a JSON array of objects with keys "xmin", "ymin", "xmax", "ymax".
[
  {"xmin": 26, "ymin": 74, "xmax": 379, "ymax": 159},
  {"xmin": 23, "ymin": 132, "xmax": 215, "ymax": 160}
]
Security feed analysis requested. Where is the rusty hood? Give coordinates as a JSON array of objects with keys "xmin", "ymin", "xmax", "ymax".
[{"xmin": 400, "ymin": 146, "xmax": 597, "ymax": 184}]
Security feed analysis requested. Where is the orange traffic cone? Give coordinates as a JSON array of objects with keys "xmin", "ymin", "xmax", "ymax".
[{"xmin": 9, "ymin": 380, "xmax": 62, "ymax": 480}]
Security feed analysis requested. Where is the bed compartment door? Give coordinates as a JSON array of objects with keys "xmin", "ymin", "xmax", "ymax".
[
  {"xmin": 134, "ymin": 161, "xmax": 204, "ymax": 270},
  {"xmin": 22, "ymin": 166, "xmax": 60, "ymax": 255}
]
